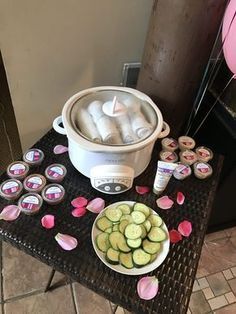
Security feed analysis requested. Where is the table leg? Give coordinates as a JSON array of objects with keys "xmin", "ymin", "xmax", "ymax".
[{"xmin": 44, "ymin": 268, "xmax": 56, "ymax": 292}]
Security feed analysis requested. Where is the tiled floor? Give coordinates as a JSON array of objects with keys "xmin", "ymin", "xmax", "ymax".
[{"xmin": 0, "ymin": 227, "xmax": 235, "ymax": 314}]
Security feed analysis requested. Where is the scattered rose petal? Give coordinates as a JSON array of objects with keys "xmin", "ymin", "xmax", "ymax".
[
  {"xmin": 156, "ymin": 196, "xmax": 174, "ymax": 209},
  {"xmin": 72, "ymin": 207, "xmax": 86, "ymax": 217},
  {"xmin": 86, "ymin": 198, "xmax": 105, "ymax": 213},
  {"xmin": 55, "ymin": 233, "xmax": 78, "ymax": 250},
  {"xmin": 177, "ymin": 192, "xmax": 185, "ymax": 205},
  {"xmin": 41, "ymin": 215, "xmax": 55, "ymax": 229},
  {"xmin": 178, "ymin": 220, "xmax": 192, "ymax": 237},
  {"xmin": 0, "ymin": 205, "xmax": 21, "ymax": 221},
  {"xmin": 71, "ymin": 196, "xmax": 88, "ymax": 208},
  {"xmin": 53, "ymin": 145, "xmax": 68, "ymax": 154},
  {"xmin": 137, "ymin": 276, "xmax": 159, "ymax": 300},
  {"xmin": 169, "ymin": 229, "xmax": 182, "ymax": 243},
  {"xmin": 135, "ymin": 186, "xmax": 150, "ymax": 195}
]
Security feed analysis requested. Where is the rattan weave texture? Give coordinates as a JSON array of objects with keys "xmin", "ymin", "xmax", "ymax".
[{"xmin": 0, "ymin": 129, "xmax": 223, "ymax": 314}]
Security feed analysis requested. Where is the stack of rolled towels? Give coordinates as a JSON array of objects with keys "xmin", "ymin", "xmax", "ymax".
[{"xmin": 76, "ymin": 98, "xmax": 153, "ymax": 145}]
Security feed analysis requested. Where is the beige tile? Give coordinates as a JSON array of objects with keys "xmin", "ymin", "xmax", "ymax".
[
  {"xmin": 197, "ymin": 277, "xmax": 209, "ymax": 289},
  {"xmin": 192, "ymin": 280, "xmax": 201, "ymax": 292},
  {"xmin": 4, "ymin": 285, "xmax": 75, "ymax": 314},
  {"xmin": 224, "ymin": 292, "xmax": 236, "ymax": 304},
  {"xmin": 207, "ymin": 272, "xmax": 231, "ymax": 296},
  {"xmin": 231, "ymin": 267, "xmax": 236, "ymax": 277},
  {"xmin": 197, "ymin": 238, "xmax": 236, "ymax": 276},
  {"xmin": 202, "ymin": 287, "xmax": 214, "ymax": 300},
  {"xmin": 228, "ymin": 278, "xmax": 236, "ymax": 294},
  {"xmin": 2, "ymin": 243, "xmax": 65, "ymax": 299},
  {"xmin": 208, "ymin": 295, "xmax": 228, "ymax": 311},
  {"xmin": 215, "ymin": 303, "xmax": 236, "ymax": 313},
  {"xmin": 223, "ymin": 269, "xmax": 234, "ymax": 280},
  {"xmin": 73, "ymin": 283, "xmax": 112, "ymax": 314},
  {"xmin": 189, "ymin": 291, "xmax": 211, "ymax": 314},
  {"xmin": 205, "ymin": 230, "xmax": 227, "ymax": 242}
]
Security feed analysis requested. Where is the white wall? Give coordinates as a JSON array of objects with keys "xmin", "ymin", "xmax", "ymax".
[{"xmin": 0, "ymin": 0, "xmax": 152, "ymax": 150}]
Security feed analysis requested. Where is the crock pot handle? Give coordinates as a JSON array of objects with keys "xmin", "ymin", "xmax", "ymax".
[
  {"xmin": 53, "ymin": 116, "xmax": 67, "ymax": 135},
  {"xmin": 158, "ymin": 121, "xmax": 170, "ymax": 138}
]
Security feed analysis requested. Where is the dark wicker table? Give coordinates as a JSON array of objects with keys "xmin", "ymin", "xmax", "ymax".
[{"xmin": 0, "ymin": 129, "xmax": 223, "ymax": 314}]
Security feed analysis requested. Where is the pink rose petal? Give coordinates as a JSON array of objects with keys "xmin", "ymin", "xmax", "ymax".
[
  {"xmin": 169, "ymin": 229, "xmax": 182, "ymax": 243},
  {"xmin": 71, "ymin": 196, "xmax": 88, "ymax": 208},
  {"xmin": 178, "ymin": 220, "xmax": 192, "ymax": 237},
  {"xmin": 177, "ymin": 192, "xmax": 185, "ymax": 205},
  {"xmin": 55, "ymin": 233, "xmax": 78, "ymax": 250},
  {"xmin": 86, "ymin": 198, "xmax": 105, "ymax": 213},
  {"xmin": 53, "ymin": 145, "xmax": 68, "ymax": 154},
  {"xmin": 72, "ymin": 207, "xmax": 86, "ymax": 217},
  {"xmin": 137, "ymin": 276, "xmax": 159, "ymax": 300},
  {"xmin": 0, "ymin": 205, "xmax": 21, "ymax": 221},
  {"xmin": 41, "ymin": 215, "xmax": 55, "ymax": 229},
  {"xmin": 135, "ymin": 186, "xmax": 150, "ymax": 195},
  {"xmin": 156, "ymin": 196, "xmax": 174, "ymax": 209}
]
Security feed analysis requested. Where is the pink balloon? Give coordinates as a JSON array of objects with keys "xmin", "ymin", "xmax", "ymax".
[{"xmin": 222, "ymin": 0, "xmax": 236, "ymax": 77}]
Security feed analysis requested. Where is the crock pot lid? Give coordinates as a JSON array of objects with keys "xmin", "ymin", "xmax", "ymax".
[{"xmin": 69, "ymin": 89, "xmax": 158, "ymax": 146}]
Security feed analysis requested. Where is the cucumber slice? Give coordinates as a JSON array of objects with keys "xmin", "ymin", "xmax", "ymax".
[
  {"xmin": 119, "ymin": 252, "xmax": 134, "ymax": 269},
  {"xmin": 96, "ymin": 232, "xmax": 110, "ymax": 253},
  {"xmin": 133, "ymin": 249, "xmax": 151, "ymax": 267},
  {"xmin": 127, "ymin": 238, "xmax": 142, "ymax": 249},
  {"xmin": 117, "ymin": 239, "xmax": 131, "ymax": 253},
  {"xmin": 131, "ymin": 211, "xmax": 146, "ymax": 224},
  {"xmin": 133, "ymin": 203, "xmax": 150, "ymax": 217},
  {"xmin": 119, "ymin": 220, "xmax": 130, "ymax": 234},
  {"xmin": 105, "ymin": 248, "xmax": 120, "ymax": 265},
  {"xmin": 104, "ymin": 227, "xmax": 113, "ymax": 234},
  {"xmin": 148, "ymin": 227, "xmax": 166, "ymax": 242},
  {"xmin": 120, "ymin": 214, "xmax": 133, "ymax": 223},
  {"xmin": 109, "ymin": 231, "xmax": 123, "ymax": 250},
  {"xmin": 148, "ymin": 214, "xmax": 163, "ymax": 227},
  {"xmin": 125, "ymin": 223, "xmax": 142, "ymax": 240},
  {"xmin": 116, "ymin": 204, "xmax": 131, "ymax": 215},
  {"xmin": 105, "ymin": 207, "xmax": 122, "ymax": 222},
  {"xmin": 150, "ymin": 253, "xmax": 158, "ymax": 263},
  {"xmin": 96, "ymin": 216, "xmax": 113, "ymax": 231},
  {"xmin": 143, "ymin": 220, "xmax": 152, "ymax": 232},
  {"xmin": 143, "ymin": 239, "xmax": 161, "ymax": 254},
  {"xmin": 140, "ymin": 224, "xmax": 147, "ymax": 239},
  {"xmin": 113, "ymin": 224, "xmax": 119, "ymax": 232}
]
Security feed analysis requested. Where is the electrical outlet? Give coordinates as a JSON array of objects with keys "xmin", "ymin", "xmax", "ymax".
[{"xmin": 121, "ymin": 62, "xmax": 141, "ymax": 88}]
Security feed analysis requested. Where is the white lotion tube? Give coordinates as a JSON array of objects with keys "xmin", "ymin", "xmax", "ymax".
[{"xmin": 153, "ymin": 161, "xmax": 178, "ymax": 195}]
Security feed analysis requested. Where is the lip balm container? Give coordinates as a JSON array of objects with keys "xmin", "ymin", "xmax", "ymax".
[
  {"xmin": 7, "ymin": 161, "xmax": 29, "ymax": 180},
  {"xmin": 178, "ymin": 136, "xmax": 196, "ymax": 150},
  {"xmin": 23, "ymin": 148, "xmax": 44, "ymax": 166},
  {"xmin": 173, "ymin": 163, "xmax": 192, "ymax": 180},
  {"xmin": 23, "ymin": 174, "xmax": 47, "ymax": 193},
  {"xmin": 193, "ymin": 162, "xmax": 213, "ymax": 179},
  {"xmin": 159, "ymin": 150, "xmax": 178, "ymax": 163},
  {"xmin": 41, "ymin": 183, "xmax": 65, "ymax": 205},
  {"xmin": 0, "ymin": 179, "xmax": 23, "ymax": 200},
  {"xmin": 161, "ymin": 137, "xmax": 178, "ymax": 152},
  {"xmin": 45, "ymin": 164, "xmax": 67, "ymax": 182},
  {"xmin": 195, "ymin": 146, "xmax": 213, "ymax": 163},
  {"xmin": 179, "ymin": 150, "xmax": 197, "ymax": 165},
  {"xmin": 18, "ymin": 193, "xmax": 43, "ymax": 215}
]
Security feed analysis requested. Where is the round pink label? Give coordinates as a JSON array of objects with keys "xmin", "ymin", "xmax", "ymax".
[
  {"xmin": 9, "ymin": 163, "xmax": 26, "ymax": 175},
  {"xmin": 47, "ymin": 166, "xmax": 63, "ymax": 178},
  {"xmin": 2, "ymin": 181, "xmax": 20, "ymax": 194},
  {"xmin": 176, "ymin": 165, "xmax": 190, "ymax": 175},
  {"xmin": 162, "ymin": 152, "xmax": 175, "ymax": 161},
  {"xmin": 26, "ymin": 177, "xmax": 43, "ymax": 189},
  {"xmin": 198, "ymin": 149, "xmax": 210, "ymax": 157},
  {"xmin": 196, "ymin": 163, "xmax": 209, "ymax": 173},
  {"xmin": 26, "ymin": 150, "xmax": 40, "ymax": 161},
  {"xmin": 45, "ymin": 186, "xmax": 63, "ymax": 200},
  {"xmin": 21, "ymin": 196, "xmax": 39, "ymax": 210}
]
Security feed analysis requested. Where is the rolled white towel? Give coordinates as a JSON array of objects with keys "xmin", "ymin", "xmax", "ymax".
[
  {"xmin": 87, "ymin": 100, "xmax": 122, "ymax": 144},
  {"xmin": 115, "ymin": 114, "xmax": 137, "ymax": 144},
  {"xmin": 128, "ymin": 111, "xmax": 153, "ymax": 139},
  {"xmin": 76, "ymin": 108, "xmax": 102, "ymax": 142},
  {"xmin": 123, "ymin": 97, "xmax": 141, "ymax": 112}
]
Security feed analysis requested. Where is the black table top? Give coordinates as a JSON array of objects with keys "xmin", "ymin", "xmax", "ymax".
[{"xmin": 0, "ymin": 129, "xmax": 223, "ymax": 314}]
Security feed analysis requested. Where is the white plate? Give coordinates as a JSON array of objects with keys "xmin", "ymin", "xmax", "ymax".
[{"xmin": 91, "ymin": 201, "xmax": 170, "ymax": 275}]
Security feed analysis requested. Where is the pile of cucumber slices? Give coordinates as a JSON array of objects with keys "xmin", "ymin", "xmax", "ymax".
[{"xmin": 95, "ymin": 202, "xmax": 167, "ymax": 269}]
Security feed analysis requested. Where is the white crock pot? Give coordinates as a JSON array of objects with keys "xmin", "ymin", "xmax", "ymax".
[{"xmin": 53, "ymin": 86, "xmax": 170, "ymax": 194}]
